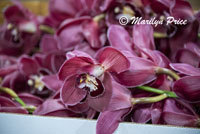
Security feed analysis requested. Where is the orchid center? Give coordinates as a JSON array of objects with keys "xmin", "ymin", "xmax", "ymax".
[
  {"xmin": 28, "ymin": 75, "xmax": 44, "ymax": 91},
  {"xmin": 76, "ymin": 73, "xmax": 104, "ymax": 97}
]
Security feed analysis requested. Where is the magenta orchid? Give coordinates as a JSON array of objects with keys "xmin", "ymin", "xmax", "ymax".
[
  {"xmin": 0, "ymin": 2, "xmax": 42, "ymax": 56},
  {"xmin": 58, "ymin": 47, "xmax": 130, "ymax": 111}
]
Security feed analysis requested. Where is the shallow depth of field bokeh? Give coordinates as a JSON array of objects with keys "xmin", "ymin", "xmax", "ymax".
[{"xmin": 0, "ymin": 0, "xmax": 200, "ymax": 24}]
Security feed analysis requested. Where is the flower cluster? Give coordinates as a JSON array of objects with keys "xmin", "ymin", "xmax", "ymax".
[{"xmin": 0, "ymin": 0, "xmax": 200, "ymax": 133}]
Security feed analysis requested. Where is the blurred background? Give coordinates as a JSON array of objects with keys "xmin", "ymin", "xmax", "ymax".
[{"xmin": 0, "ymin": 0, "xmax": 200, "ymax": 24}]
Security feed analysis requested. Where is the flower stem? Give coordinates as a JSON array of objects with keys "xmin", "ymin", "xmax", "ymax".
[
  {"xmin": 136, "ymin": 86, "xmax": 178, "ymax": 98},
  {"xmin": 198, "ymin": 33, "xmax": 200, "ymax": 39},
  {"xmin": 155, "ymin": 67, "xmax": 180, "ymax": 80},
  {"xmin": 131, "ymin": 94, "xmax": 168, "ymax": 105},
  {"xmin": 39, "ymin": 25, "xmax": 55, "ymax": 34},
  {"xmin": 22, "ymin": 106, "xmax": 36, "ymax": 114},
  {"xmin": 0, "ymin": 87, "xmax": 36, "ymax": 113},
  {"xmin": 153, "ymin": 32, "xmax": 167, "ymax": 38},
  {"xmin": 0, "ymin": 87, "xmax": 26, "ymax": 106}
]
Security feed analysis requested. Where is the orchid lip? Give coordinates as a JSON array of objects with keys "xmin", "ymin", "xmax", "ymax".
[{"xmin": 76, "ymin": 73, "xmax": 104, "ymax": 97}]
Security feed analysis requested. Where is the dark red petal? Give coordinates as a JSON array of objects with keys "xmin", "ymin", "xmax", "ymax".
[
  {"xmin": 151, "ymin": 102, "xmax": 164, "ymax": 124},
  {"xmin": 56, "ymin": 17, "xmax": 90, "ymax": 51},
  {"xmin": 66, "ymin": 50, "xmax": 94, "ymax": 61},
  {"xmin": 170, "ymin": 63, "xmax": 200, "ymax": 76},
  {"xmin": 0, "ymin": 96, "xmax": 17, "ymax": 107},
  {"xmin": 40, "ymin": 35, "xmax": 58, "ymax": 53},
  {"xmin": 105, "ymin": 81, "xmax": 132, "ymax": 111},
  {"xmin": 163, "ymin": 99, "xmax": 198, "ymax": 127},
  {"xmin": 68, "ymin": 101, "xmax": 89, "ymax": 113},
  {"xmin": 96, "ymin": 47, "xmax": 130, "ymax": 73},
  {"xmin": 113, "ymin": 56, "xmax": 156, "ymax": 87},
  {"xmin": 4, "ymin": 5, "xmax": 26, "ymax": 24},
  {"xmin": 108, "ymin": 25, "xmax": 133, "ymax": 52},
  {"xmin": 19, "ymin": 56, "xmax": 39, "ymax": 76},
  {"xmin": 96, "ymin": 108, "xmax": 130, "ymax": 134},
  {"xmin": 173, "ymin": 76, "xmax": 200, "ymax": 102},
  {"xmin": 42, "ymin": 75, "xmax": 62, "ymax": 92},
  {"xmin": 58, "ymin": 56, "xmax": 94, "ymax": 81},
  {"xmin": 133, "ymin": 24, "xmax": 155, "ymax": 51},
  {"xmin": 18, "ymin": 93, "xmax": 43, "ymax": 107},
  {"xmin": 33, "ymin": 99, "xmax": 67, "ymax": 115},
  {"xmin": 0, "ymin": 107, "xmax": 28, "ymax": 114},
  {"xmin": 60, "ymin": 75, "xmax": 87, "ymax": 106},
  {"xmin": 132, "ymin": 104, "xmax": 151, "ymax": 123},
  {"xmin": 170, "ymin": 0, "xmax": 194, "ymax": 21},
  {"xmin": 82, "ymin": 20, "xmax": 103, "ymax": 48},
  {"xmin": 175, "ymin": 49, "xmax": 200, "ymax": 67}
]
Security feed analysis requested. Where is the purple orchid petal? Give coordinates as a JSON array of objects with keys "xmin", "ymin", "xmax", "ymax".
[
  {"xmin": 48, "ymin": 0, "xmax": 85, "ymax": 27},
  {"xmin": 105, "ymin": 80, "xmax": 132, "ymax": 111},
  {"xmin": 68, "ymin": 101, "xmax": 89, "ymax": 113},
  {"xmin": 163, "ymin": 99, "xmax": 198, "ymax": 127},
  {"xmin": 0, "ymin": 96, "xmax": 17, "ymax": 107},
  {"xmin": 0, "ymin": 107, "xmax": 28, "ymax": 114},
  {"xmin": 86, "ymin": 108, "xmax": 97, "ymax": 119},
  {"xmin": 4, "ymin": 5, "xmax": 27, "ymax": 24},
  {"xmin": 173, "ymin": 76, "xmax": 200, "ymax": 102},
  {"xmin": 66, "ymin": 50, "xmax": 94, "ymax": 60},
  {"xmin": 56, "ymin": 17, "xmax": 90, "ymax": 51},
  {"xmin": 108, "ymin": 25, "xmax": 133, "ymax": 52},
  {"xmin": 50, "ymin": 53, "xmax": 66, "ymax": 73},
  {"xmin": 58, "ymin": 56, "xmax": 94, "ymax": 81},
  {"xmin": 132, "ymin": 104, "xmax": 151, "ymax": 123},
  {"xmin": 96, "ymin": 108, "xmax": 130, "ymax": 134},
  {"xmin": 142, "ymin": 49, "xmax": 170, "ymax": 68},
  {"xmin": 170, "ymin": 63, "xmax": 200, "ymax": 76},
  {"xmin": 132, "ymin": 105, "xmax": 152, "ymax": 123},
  {"xmin": 170, "ymin": 0, "xmax": 194, "ymax": 21},
  {"xmin": 133, "ymin": 24, "xmax": 155, "ymax": 51},
  {"xmin": 19, "ymin": 56, "xmax": 39, "ymax": 76},
  {"xmin": 42, "ymin": 75, "xmax": 62, "ymax": 92},
  {"xmin": 74, "ymin": 42, "xmax": 97, "ymax": 57},
  {"xmin": 0, "ymin": 96, "xmax": 28, "ymax": 114},
  {"xmin": 33, "ymin": 99, "xmax": 67, "ymax": 115},
  {"xmin": 184, "ymin": 42, "xmax": 200, "ymax": 57},
  {"xmin": 96, "ymin": 47, "xmax": 130, "ymax": 73},
  {"xmin": 113, "ymin": 56, "xmax": 156, "ymax": 87},
  {"xmin": 18, "ymin": 93, "xmax": 43, "ymax": 107},
  {"xmin": 40, "ymin": 35, "xmax": 59, "ymax": 53},
  {"xmin": 44, "ymin": 109, "xmax": 82, "ymax": 117},
  {"xmin": 9, "ymin": 71, "xmax": 28, "ymax": 93},
  {"xmin": 82, "ymin": 20, "xmax": 104, "ymax": 48},
  {"xmin": 148, "ymin": 0, "xmax": 175, "ymax": 13},
  {"xmin": 151, "ymin": 102, "xmax": 164, "ymax": 124},
  {"xmin": 175, "ymin": 49, "xmax": 200, "ymax": 67},
  {"xmin": 60, "ymin": 75, "xmax": 87, "ymax": 106},
  {"xmin": 0, "ymin": 65, "xmax": 18, "ymax": 77},
  {"xmin": 0, "ymin": 55, "xmax": 18, "ymax": 77}
]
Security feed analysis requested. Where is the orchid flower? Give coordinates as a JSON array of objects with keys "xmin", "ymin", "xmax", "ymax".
[{"xmin": 58, "ymin": 47, "xmax": 130, "ymax": 112}]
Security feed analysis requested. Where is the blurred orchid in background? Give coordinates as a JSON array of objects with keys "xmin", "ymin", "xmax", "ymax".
[{"xmin": 0, "ymin": 0, "xmax": 200, "ymax": 134}]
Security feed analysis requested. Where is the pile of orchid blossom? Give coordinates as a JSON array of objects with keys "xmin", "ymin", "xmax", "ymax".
[{"xmin": 0, "ymin": 0, "xmax": 200, "ymax": 133}]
